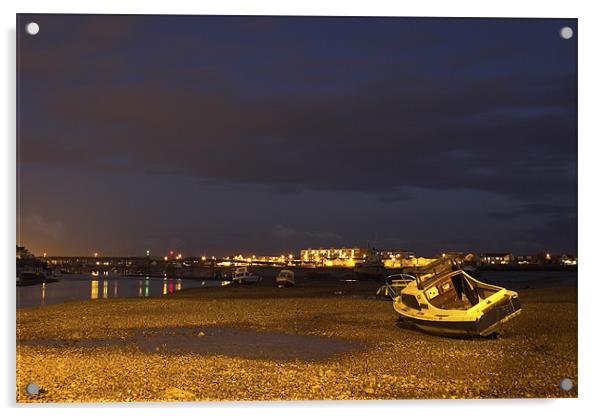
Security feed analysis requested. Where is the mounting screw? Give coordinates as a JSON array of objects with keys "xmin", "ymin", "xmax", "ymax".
[
  {"xmin": 25, "ymin": 22, "xmax": 40, "ymax": 36},
  {"xmin": 560, "ymin": 378, "xmax": 574, "ymax": 391},
  {"xmin": 25, "ymin": 383, "xmax": 40, "ymax": 395}
]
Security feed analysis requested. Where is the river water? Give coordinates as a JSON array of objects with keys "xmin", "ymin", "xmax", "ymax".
[
  {"xmin": 17, "ymin": 274, "xmax": 228, "ymax": 308},
  {"xmin": 17, "ymin": 269, "xmax": 577, "ymax": 309}
]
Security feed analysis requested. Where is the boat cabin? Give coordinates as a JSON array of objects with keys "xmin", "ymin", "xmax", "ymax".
[
  {"xmin": 233, "ymin": 267, "xmax": 249, "ymax": 277},
  {"xmin": 407, "ymin": 269, "xmax": 500, "ymax": 311},
  {"xmin": 277, "ymin": 270, "xmax": 294, "ymax": 280}
]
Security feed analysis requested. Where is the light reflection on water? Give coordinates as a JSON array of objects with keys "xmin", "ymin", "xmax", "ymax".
[
  {"xmin": 17, "ymin": 274, "xmax": 225, "ymax": 308},
  {"xmin": 41, "ymin": 283, "xmax": 46, "ymax": 306}
]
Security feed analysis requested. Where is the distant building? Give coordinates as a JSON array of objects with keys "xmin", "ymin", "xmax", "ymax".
[
  {"xmin": 514, "ymin": 255, "xmax": 536, "ymax": 265},
  {"xmin": 300, "ymin": 247, "xmax": 423, "ymax": 268},
  {"xmin": 560, "ymin": 254, "xmax": 578, "ymax": 265},
  {"xmin": 530, "ymin": 252, "xmax": 577, "ymax": 265},
  {"xmin": 534, "ymin": 252, "xmax": 559, "ymax": 264},
  {"xmin": 378, "ymin": 250, "xmax": 415, "ymax": 260},
  {"xmin": 300, "ymin": 247, "xmax": 368, "ymax": 262},
  {"xmin": 481, "ymin": 253, "xmax": 514, "ymax": 265},
  {"xmin": 300, "ymin": 247, "xmax": 419, "ymax": 262}
]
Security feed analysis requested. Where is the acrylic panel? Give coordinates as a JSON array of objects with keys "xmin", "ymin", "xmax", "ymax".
[{"xmin": 16, "ymin": 14, "xmax": 578, "ymax": 402}]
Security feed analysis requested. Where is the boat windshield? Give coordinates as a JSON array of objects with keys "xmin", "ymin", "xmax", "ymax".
[{"xmin": 413, "ymin": 254, "xmax": 464, "ymax": 287}]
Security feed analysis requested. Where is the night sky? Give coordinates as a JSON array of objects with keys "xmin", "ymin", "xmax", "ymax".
[{"xmin": 17, "ymin": 14, "xmax": 577, "ymax": 257}]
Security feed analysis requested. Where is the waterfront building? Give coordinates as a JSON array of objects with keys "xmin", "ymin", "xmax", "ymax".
[
  {"xmin": 514, "ymin": 255, "xmax": 536, "ymax": 265},
  {"xmin": 300, "ymin": 247, "xmax": 368, "ymax": 262},
  {"xmin": 481, "ymin": 253, "xmax": 514, "ymax": 265},
  {"xmin": 300, "ymin": 247, "xmax": 423, "ymax": 268},
  {"xmin": 560, "ymin": 254, "xmax": 578, "ymax": 265}
]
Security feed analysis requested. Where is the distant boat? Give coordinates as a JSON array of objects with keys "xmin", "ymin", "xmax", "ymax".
[
  {"xmin": 18, "ymin": 271, "xmax": 42, "ymax": 280},
  {"xmin": 231, "ymin": 267, "xmax": 261, "ymax": 285},
  {"xmin": 276, "ymin": 269, "xmax": 295, "ymax": 287},
  {"xmin": 16, "ymin": 270, "xmax": 50, "ymax": 286},
  {"xmin": 393, "ymin": 265, "xmax": 521, "ymax": 337},
  {"xmin": 354, "ymin": 249, "xmax": 385, "ymax": 279}
]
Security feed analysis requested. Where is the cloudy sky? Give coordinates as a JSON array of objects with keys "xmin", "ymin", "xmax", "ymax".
[{"xmin": 17, "ymin": 15, "xmax": 577, "ymax": 257}]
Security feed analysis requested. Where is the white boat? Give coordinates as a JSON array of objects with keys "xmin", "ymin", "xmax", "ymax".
[
  {"xmin": 276, "ymin": 269, "xmax": 295, "ymax": 287},
  {"xmin": 393, "ymin": 266, "xmax": 521, "ymax": 337},
  {"xmin": 376, "ymin": 274, "xmax": 415, "ymax": 299},
  {"xmin": 231, "ymin": 267, "xmax": 261, "ymax": 285}
]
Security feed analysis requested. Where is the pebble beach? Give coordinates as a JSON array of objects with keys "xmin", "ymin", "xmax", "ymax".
[{"xmin": 16, "ymin": 276, "xmax": 578, "ymax": 402}]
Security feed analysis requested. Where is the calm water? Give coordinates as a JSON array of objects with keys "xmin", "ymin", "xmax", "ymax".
[
  {"xmin": 480, "ymin": 270, "xmax": 577, "ymax": 288},
  {"xmin": 17, "ymin": 274, "xmax": 228, "ymax": 308}
]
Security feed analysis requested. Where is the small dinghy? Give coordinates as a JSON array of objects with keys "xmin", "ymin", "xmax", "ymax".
[
  {"xmin": 231, "ymin": 267, "xmax": 261, "ymax": 285},
  {"xmin": 376, "ymin": 274, "xmax": 416, "ymax": 299},
  {"xmin": 276, "ymin": 269, "xmax": 295, "ymax": 287},
  {"xmin": 393, "ymin": 263, "xmax": 521, "ymax": 337}
]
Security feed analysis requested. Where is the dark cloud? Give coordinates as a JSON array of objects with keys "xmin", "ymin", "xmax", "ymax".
[
  {"xmin": 519, "ymin": 217, "xmax": 578, "ymax": 254},
  {"xmin": 488, "ymin": 203, "xmax": 577, "ymax": 220},
  {"xmin": 271, "ymin": 225, "xmax": 343, "ymax": 244},
  {"xmin": 21, "ymin": 70, "xmax": 576, "ymax": 202},
  {"xmin": 17, "ymin": 15, "xmax": 577, "ymax": 255}
]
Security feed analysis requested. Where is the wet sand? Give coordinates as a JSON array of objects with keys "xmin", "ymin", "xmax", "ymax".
[{"xmin": 16, "ymin": 275, "xmax": 577, "ymax": 402}]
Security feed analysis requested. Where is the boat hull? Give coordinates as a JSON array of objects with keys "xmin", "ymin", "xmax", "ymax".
[{"xmin": 397, "ymin": 296, "xmax": 522, "ymax": 337}]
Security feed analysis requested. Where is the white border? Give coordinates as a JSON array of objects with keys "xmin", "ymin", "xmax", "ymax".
[{"xmin": 3, "ymin": 1, "xmax": 601, "ymax": 415}]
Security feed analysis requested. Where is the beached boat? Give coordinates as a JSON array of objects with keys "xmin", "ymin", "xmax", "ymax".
[
  {"xmin": 393, "ymin": 266, "xmax": 521, "ymax": 337},
  {"xmin": 276, "ymin": 269, "xmax": 295, "ymax": 287},
  {"xmin": 231, "ymin": 267, "xmax": 261, "ymax": 285},
  {"xmin": 376, "ymin": 274, "xmax": 415, "ymax": 299}
]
